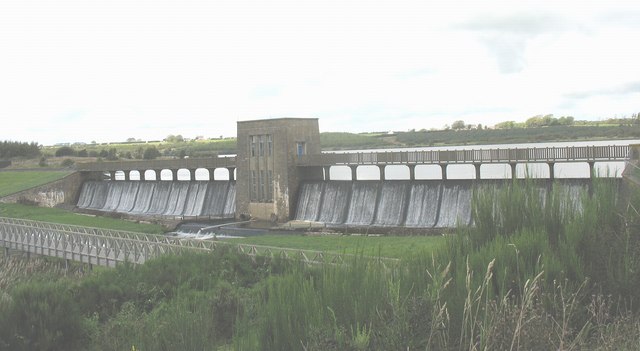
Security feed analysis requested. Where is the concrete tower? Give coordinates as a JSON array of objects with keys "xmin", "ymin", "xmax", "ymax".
[{"xmin": 236, "ymin": 118, "xmax": 322, "ymax": 222}]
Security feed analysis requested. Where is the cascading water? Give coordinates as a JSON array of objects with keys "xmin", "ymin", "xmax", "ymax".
[
  {"xmin": 317, "ymin": 181, "xmax": 351, "ymax": 224},
  {"xmin": 130, "ymin": 182, "xmax": 156, "ymax": 214},
  {"xmin": 162, "ymin": 182, "xmax": 190, "ymax": 216},
  {"xmin": 222, "ymin": 182, "xmax": 236, "ymax": 217},
  {"xmin": 202, "ymin": 182, "xmax": 230, "ymax": 217},
  {"xmin": 76, "ymin": 180, "xmax": 236, "ymax": 218},
  {"xmin": 102, "ymin": 182, "xmax": 126, "ymax": 211},
  {"xmin": 87, "ymin": 182, "xmax": 109, "ymax": 210},
  {"xmin": 373, "ymin": 181, "xmax": 409, "ymax": 226},
  {"xmin": 146, "ymin": 182, "xmax": 173, "ymax": 215},
  {"xmin": 182, "ymin": 182, "xmax": 209, "ymax": 217},
  {"xmin": 293, "ymin": 180, "xmax": 476, "ymax": 228},
  {"xmin": 345, "ymin": 181, "xmax": 380, "ymax": 226},
  {"xmin": 404, "ymin": 181, "xmax": 442, "ymax": 228},
  {"xmin": 115, "ymin": 182, "xmax": 140, "ymax": 213},
  {"xmin": 435, "ymin": 181, "xmax": 473, "ymax": 228},
  {"xmin": 295, "ymin": 182, "xmax": 324, "ymax": 221}
]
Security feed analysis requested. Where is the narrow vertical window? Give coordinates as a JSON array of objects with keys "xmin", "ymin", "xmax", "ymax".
[
  {"xmin": 267, "ymin": 170, "xmax": 273, "ymax": 201},
  {"xmin": 267, "ymin": 134, "xmax": 273, "ymax": 156},
  {"xmin": 250, "ymin": 136, "xmax": 257, "ymax": 157},
  {"xmin": 259, "ymin": 135, "xmax": 265, "ymax": 157},
  {"xmin": 259, "ymin": 170, "xmax": 265, "ymax": 201},
  {"xmin": 296, "ymin": 142, "xmax": 306, "ymax": 156},
  {"xmin": 250, "ymin": 170, "xmax": 256, "ymax": 200}
]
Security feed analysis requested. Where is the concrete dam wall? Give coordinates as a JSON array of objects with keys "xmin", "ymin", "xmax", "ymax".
[
  {"xmin": 294, "ymin": 180, "xmax": 589, "ymax": 228},
  {"xmin": 76, "ymin": 181, "xmax": 236, "ymax": 218}
]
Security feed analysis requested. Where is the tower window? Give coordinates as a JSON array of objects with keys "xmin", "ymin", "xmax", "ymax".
[
  {"xmin": 250, "ymin": 136, "xmax": 257, "ymax": 157},
  {"xmin": 296, "ymin": 142, "xmax": 306, "ymax": 156}
]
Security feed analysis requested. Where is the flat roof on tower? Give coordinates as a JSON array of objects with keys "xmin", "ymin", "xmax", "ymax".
[{"xmin": 237, "ymin": 117, "xmax": 318, "ymax": 124}]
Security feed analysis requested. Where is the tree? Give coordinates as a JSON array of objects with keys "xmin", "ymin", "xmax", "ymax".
[
  {"xmin": 451, "ymin": 120, "xmax": 466, "ymax": 130},
  {"xmin": 525, "ymin": 115, "xmax": 543, "ymax": 128},
  {"xmin": 495, "ymin": 121, "xmax": 516, "ymax": 129},
  {"xmin": 143, "ymin": 146, "xmax": 161, "ymax": 160},
  {"xmin": 0, "ymin": 141, "xmax": 41, "ymax": 158},
  {"xmin": 55, "ymin": 146, "xmax": 76, "ymax": 157},
  {"xmin": 106, "ymin": 148, "xmax": 118, "ymax": 161},
  {"xmin": 164, "ymin": 135, "xmax": 184, "ymax": 143}
]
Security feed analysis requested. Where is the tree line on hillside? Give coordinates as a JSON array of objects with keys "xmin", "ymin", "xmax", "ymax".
[
  {"xmin": 493, "ymin": 113, "xmax": 640, "ymax": 129},
  {"xmin": 0, "ymin": 141, "xmax": 41, "ymax": 159},
  {"xmin": 54, "ymin": 146, "xmax": 162, "ymax": 160},
  {"xmin": 396, "ymin": 124, "xmax": 640, "ymax": 146}
]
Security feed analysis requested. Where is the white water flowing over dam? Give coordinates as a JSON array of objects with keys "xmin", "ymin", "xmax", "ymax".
[
  {"xmin": 77, "ymin": 181, "xmax": 236, "ymax": 218},
  {"xmin": 294, "ymin": 180, "xmax": 591, "ymax": 228}
]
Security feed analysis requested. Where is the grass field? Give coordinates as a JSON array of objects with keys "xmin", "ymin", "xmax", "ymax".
[
  {"xmin": 226, "ymin": 233, "xmax": 444, "ymax": 259},
  {"xmin": 0, "ymin": 171, "xmax": 71, "ymax": 197},
  {"xmin": 0, "ymin": 203, "xmax": 165, "ymax": 234}
]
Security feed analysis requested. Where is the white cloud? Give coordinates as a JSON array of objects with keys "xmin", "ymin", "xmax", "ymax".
[{"xmin": 1, "ymin": 0, "xmax": 639, "ymax": 145}]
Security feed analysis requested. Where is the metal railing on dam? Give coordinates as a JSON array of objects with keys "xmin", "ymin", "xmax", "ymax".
[
  {"xmin": 297, "ymin": 145, "xmax": 631, "ymax": 166},
  {"xmin": 0, "ymin": 217, "xmax": 351, "ymax": 267}
]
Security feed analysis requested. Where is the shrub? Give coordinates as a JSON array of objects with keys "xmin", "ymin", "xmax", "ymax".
[{"xmin": 0, "ymin": 280, "xmax": 86, "ymax": 351}]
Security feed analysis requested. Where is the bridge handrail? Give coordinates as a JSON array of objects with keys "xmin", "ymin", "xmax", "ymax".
[{"xmin": 297, "ymin": 145, "xmax": 631, "ymax": 166}]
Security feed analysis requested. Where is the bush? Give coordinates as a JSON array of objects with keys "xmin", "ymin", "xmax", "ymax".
[
  {"xmin": 61, "ymin": 158, "xmax": 75, "ymax": 168},
  {"xmin": 0, "ymin": 280, "xmax": 86, "ymax": 350},
  {"xmin": 54, "ymin": 146, "xmax": 75, "ymax": 157}
]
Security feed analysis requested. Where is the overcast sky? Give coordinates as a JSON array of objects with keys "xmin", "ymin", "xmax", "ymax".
[{"xmin": 1, "ymin": 0, "xmax": 639, "ymax": 145}]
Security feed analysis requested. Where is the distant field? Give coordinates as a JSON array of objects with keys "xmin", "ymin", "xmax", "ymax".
[
  {"xmin": 226, "ymin": 233, "xmax": 445, "ymax": 259},
  {"xmin": 0, "ymin": 171, "xmax": 71, "ymax": 197}
]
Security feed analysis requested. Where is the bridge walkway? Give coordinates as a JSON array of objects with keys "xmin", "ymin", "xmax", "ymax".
[{"xmin": 0, "ymin": 217, "xmax": 350, "ymax": 267}]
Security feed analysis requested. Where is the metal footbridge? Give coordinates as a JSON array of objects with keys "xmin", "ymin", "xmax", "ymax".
[{"xmin": 0, "ymin": 217, "xmax": 347, "ymax": 267}]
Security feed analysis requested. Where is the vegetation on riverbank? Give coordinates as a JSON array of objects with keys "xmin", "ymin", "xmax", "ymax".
[
  {"xmin": 0, "ymin": 203, "xmax": 165, "ymax": 234},
  {"xmin": 228, "ymin": 233, "xmax": 444, "ymax": 259},
  {"xmin": 1, "ymin": 178, "xmax": 639, "ymax": 350}
]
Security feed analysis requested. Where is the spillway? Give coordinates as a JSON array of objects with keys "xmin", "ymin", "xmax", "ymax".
[
  {"xmin": 404, "ymin": 182, "xmax": 442, "ymax": 228},
  {"xmin": 293, "ymin": 179, "xmax": 592, "ymax": 228},
  {"xmin": 345, "ymin": 181, "xmax": 380, "ymax": 226},
  {"xmin": 77, "ymin": 181, "xmax": 236, "ymax": 218},
  {"xmin": 373, "ymin": 181, "xmax": 410, "ymax": 227}
]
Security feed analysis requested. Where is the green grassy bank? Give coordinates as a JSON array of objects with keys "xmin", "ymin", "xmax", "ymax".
[
  {"xmin": 0, "ymin": 203, "xmax": 165, "ymax": 234},
  {"xmin": 0, "ymin": 171, "xmax": 71, "ymax": 197}
]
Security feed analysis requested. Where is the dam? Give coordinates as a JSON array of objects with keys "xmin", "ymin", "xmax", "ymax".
[{"xmin": 69, "ymin": 118, "xmax": 634, "ymax": 229}]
